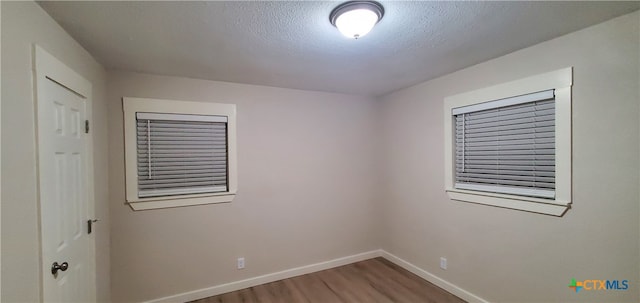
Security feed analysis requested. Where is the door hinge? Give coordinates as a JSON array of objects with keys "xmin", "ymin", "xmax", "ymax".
[
  {"xmin": 85, "ymin": 120, "xmax": 90, "ymax": 134},
  {"xmin": 87, "ymin": 219, "xmax": 99, "ymax": 234}
]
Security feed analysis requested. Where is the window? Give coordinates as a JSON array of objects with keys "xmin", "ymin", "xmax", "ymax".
[
  {"xmin": 444, "ymin": 68, "xmax": 572, "ymax": 216},
  {"xmin": 453, "ymin": 90, "xmax": 556, "ymax": 199},
  {"xmin": 123, "ymin": 97, "xmax": 237, "ymax": 210},
  {"xmin": 136, "ymin": 113, "xmax": 228, "ymax": 198}
]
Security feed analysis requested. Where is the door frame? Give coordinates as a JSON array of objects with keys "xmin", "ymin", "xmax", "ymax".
[{"xmin": 33, "ymin": 44, "xmax": 96, "ymax": 302}]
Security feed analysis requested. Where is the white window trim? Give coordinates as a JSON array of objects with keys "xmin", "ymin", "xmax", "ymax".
[
  {"xmin": 443, "ymin": 67, "xmax": 572, "ymax": 216},
  {"xmin": 123, "ymin": 97, "xmax": 238, "ymax": 210}
]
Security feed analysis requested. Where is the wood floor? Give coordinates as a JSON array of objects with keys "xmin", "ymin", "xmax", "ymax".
[{"xmin": 190, "ymin": 257, "xmax": 466, "ymax": 303}]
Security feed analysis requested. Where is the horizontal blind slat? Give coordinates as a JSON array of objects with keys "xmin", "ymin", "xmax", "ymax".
[
  {"xmin": 139, "ymin": 165, "xmax": 227, "ymax": 173},
  {"xmin": 456, "ymin": 164, "xmax": 555, "ymax": 171},
  {"xmin": 462, "ymin": 109, "xmax": 555, "ymax": 125},
  {"xmin": 457, "ymin": 132, "xmax": 554, "ymax": 143},
  {"xmin": 136, "ymin": 121, "xmax": 227, "ymax": 128},
  {"xmin": 137, "ymin": 145, "xmax": 227, "ymax": 150},
  {"xmin": 138, "ymin": 172, "xmax": 225, "ymax": 180},
  {"xmin": 456, "ymin": 159, "xmax": 555, "ymax": 166},
  {"xmin": 456, "ymin": 119, "xmax": 554, "ymax": 132},
  {"xmin": 455, "ymin": 178, "xmax": 555, "ymax": 188},
  {"xmin": 455, "ymin": 137, "xmax": 554, "ymax": 147},
  {"xmin": 456, "ymin": 173, "xmax": 554, "ymax": 183},
  {"xmin": 456, "ymin": 126, "xmax": 555, "ymax": 138},
  {"xmin": 458, "ymin": 144, "xmax": 555, "ymax": 151},
  {"xmin": 459, "ymin": 122, "xmax": 555, "ymax": 134},
  {"xmin": 139, "ymin": 176, "xmax": 227, "ymax": 185},
  {"xmin": 137, "ymin": 168, "xmax": 227, "ymax": 176},
  {"xmin": 454, "ymin": 169, "xmax": 555, "ymax": 177},
  {"xmin": 458, "ymin": 154, "xmax": 555, "ymax": 160}
]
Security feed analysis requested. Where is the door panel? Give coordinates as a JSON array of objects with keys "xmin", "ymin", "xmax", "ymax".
[{"xmin": 38, "ymin": 77, "xmax": 91, "ymax": 302}]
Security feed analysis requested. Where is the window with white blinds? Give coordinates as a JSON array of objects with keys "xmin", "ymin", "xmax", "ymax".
[
  {"xmin": 136, "ymin": 112, "xmax": 228, "ymax": 198},
  {"xmin": 452, "ymin": 90, "xmax": 555, "ymax": 199}
]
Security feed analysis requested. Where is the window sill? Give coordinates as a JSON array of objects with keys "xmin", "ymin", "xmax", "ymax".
[
  {"xmin": 127, "ymin": 193, "xmax": 236, "ymax": 210},
  {"xmin": 445, "ymin": 188, "xmax": 570, "ymax": 216}
]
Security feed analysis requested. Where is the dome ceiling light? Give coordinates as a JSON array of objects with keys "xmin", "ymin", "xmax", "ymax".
[{"xmin": 329, "ymin": 1, "xmax": 384, "ymax": 39}]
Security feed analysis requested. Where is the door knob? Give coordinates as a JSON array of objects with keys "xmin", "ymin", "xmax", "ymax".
[{"xmin": 51, "ymin": 261, "xmax": 69, "ymax": 275}]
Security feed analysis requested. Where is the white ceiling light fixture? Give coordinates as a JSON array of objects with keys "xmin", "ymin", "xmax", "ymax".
[{"xmin": 330, "ymin": 1, "xmax": 384, "ymax": 39}]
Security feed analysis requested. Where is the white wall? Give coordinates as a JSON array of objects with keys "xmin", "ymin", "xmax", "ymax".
[
  {"xmin": 1, "ymin": 2, "xmax": 110, "ymax": 302},
  {"xmin": 378, "ymin": 11, "xmax": 639, "ymax": 303},
  {"xmin": 107, "ymin": 71, "xmax": 380, "ymax": 302}
]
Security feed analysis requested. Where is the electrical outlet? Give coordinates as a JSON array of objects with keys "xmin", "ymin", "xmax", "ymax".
[
  {"xmin": 440, "ymin": 257, "xmax": 447, "ymax": 270},
  {"xmin": 237, "ymin": 257, "xmax": 245, "ymax": 269}
]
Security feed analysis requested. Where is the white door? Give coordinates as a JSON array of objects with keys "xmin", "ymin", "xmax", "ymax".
[{"xmin": 36, "ymin": 46, "xmax": 95, "ymax": 302}]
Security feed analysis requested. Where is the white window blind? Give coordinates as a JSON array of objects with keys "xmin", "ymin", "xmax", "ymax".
[
  {"xmin": 136, "ymin": 112, "xmax": 228, "ymax": 198},
  {"xmin": 453, "ymin": 90, "xmax": 556, "ymax": 199}
]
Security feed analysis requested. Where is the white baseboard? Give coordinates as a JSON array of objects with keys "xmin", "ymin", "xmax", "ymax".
[
  {"xmin": 145, "ymin": 249, "xmax": 488, "ymax": 303},
  {"xmin": 379, "ymin": 250, "xmax": 489, "ymax": 303},
  {"xmin": 144, "ymin": 250, "xmax": 382, "ymax": 303}
]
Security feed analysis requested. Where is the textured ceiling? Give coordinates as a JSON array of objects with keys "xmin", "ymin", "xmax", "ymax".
[{"xmin": 39, "ymin": 1, "xmax": 639, "ymax": 96}]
